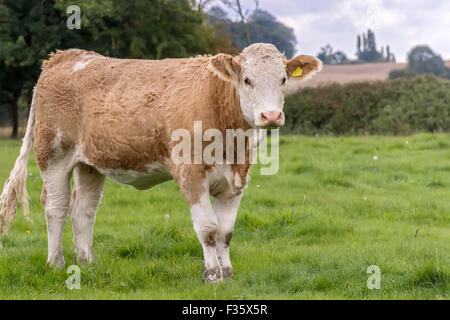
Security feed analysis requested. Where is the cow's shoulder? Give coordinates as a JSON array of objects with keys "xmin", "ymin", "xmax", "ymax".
[{"xmin": 42, "ymin": 49, "xmax": 104, "ymax": 71}]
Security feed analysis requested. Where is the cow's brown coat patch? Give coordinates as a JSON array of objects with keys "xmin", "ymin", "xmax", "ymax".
[
  {"xmin": 33, "ymin": 49, "xmax": 254, "ymax": 206},
  {"xmin": 224, "ymin": 231, "xmax": 234, "ymax": 248},
  {"xmin": 204, "ymin": 229, "xmax": 218, "ymax": 247}
]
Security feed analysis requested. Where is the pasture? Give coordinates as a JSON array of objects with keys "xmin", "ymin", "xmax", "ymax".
[
  {"xmin": 300, "ymin": 60, "xmax": 450, "ymax": 87},
  {"xmin": 0, "ymin": 134, "xmax": 448, "ymax": 299}
]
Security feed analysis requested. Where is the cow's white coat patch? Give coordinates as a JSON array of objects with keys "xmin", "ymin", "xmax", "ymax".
[
  {"xmin": 51, "ymin": 128, "xmax": 63, "ymax": 151},
  {"xmin": 72, "ymin": 60, "xmax": 92, "ymax": 72},
  {"xmin": 72, "ymin": 54, "xmax": 101, "ymax": 72}
]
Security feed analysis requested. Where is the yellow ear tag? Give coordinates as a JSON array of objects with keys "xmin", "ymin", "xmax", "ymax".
[{"xmin": 292, "ymin": 66, "xmax": 303, "ymax": 77}]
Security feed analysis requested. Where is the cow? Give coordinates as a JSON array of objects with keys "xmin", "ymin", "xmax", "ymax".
[{"xmin": 0, "ymin": 43, "xmax": 321, "ymax": 282}]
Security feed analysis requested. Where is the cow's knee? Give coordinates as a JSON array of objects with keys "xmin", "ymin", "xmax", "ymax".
[{"xmin": 202, "ymin": 228, "xmax": 218, "ymax": 248}]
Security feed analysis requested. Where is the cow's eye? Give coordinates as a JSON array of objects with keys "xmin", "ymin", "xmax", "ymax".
[
  {"xmin": 244, "ymin": 78, "xmax": 252, "ymax": 86},
  {"xmin": 281, "ymin": 77, "xmax": 287, "ymax": 85}
]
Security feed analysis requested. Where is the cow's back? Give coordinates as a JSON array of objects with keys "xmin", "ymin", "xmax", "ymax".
[{"xmin": 34, "ymin": 49, "xmax": 214, "ymax": 172}]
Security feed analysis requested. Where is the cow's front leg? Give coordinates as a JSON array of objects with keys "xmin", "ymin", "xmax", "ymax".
[
  {"xmin": 173, "ymin": 165, "xmax": 222, "ymax": 282},
  {"xmin": 213, "ymin": 194, "xmax": 242, "ymax": 278},
  {"xmin": 189, "ymin": 190, "xmax": 222, "ymax": 282}
]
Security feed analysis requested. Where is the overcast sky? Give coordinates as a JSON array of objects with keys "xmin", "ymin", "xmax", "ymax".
[{"xmin": 223, "ymin": 0, "xmax": 450, "ymax": 62}]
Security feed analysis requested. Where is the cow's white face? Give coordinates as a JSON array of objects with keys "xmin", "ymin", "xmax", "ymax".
[{"xmin": 209, "ymin": 43, "xmax": 322, "ymax": 128}]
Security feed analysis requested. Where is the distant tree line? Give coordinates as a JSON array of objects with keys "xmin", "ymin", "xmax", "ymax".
[{"xmin": 318, "ymin": 29, "xmax": 396, "ymax": 65}]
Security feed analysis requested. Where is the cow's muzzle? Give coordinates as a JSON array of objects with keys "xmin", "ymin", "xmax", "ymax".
[{"xmin": 259, "ymin": 111, "xmax": 284, "ymax": 128}]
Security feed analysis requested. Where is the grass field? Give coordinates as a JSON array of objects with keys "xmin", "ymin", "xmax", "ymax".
[{"xmin": 0, "ymin": 134, "xmax": 449, "ymax": 299}]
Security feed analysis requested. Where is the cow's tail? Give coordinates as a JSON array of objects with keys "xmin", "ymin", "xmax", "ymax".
[{"xmin": 0, "ymin": 88, "xmax": 37, "ymax": 240}]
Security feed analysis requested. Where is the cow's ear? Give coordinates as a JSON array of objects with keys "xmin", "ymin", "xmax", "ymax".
[
  {"xmin": 209, "ymin": 54, "xmax": 241, "ymax": 83},
  {"xmin": 285, "ymin": 55, "xmax": 322, "ymax": 81}
]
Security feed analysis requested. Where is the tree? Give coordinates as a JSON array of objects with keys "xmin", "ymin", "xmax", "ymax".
[
  {"xmin": 356, "ymin": 29, "xmax": 394, "ymax": 63},
  {"xmin": 220, "ymin": 0, "xmax": 259, "ymax": 46},
  {"xmin": 318, "ymin": 44, "xmax": 332, "ymax": 63},
  {"xmin": 407, "ymin": 45, "xmax": 448, "ymax": 76},
  {"xmin": 55, "ymin": 0, "xmax": 223, "ymax": 59},
  {"xmin": 190, "ymin": 0, "xmax": 214, "ymax": 12},
  {"xmin": 386, "ymin": 45, "xmax": 396, "ymax": 63},
  {"xmin": 389, "ymin": 45, "xmax": 449, "ymax": 80},
  {"xmin": 357, "ymin": 35, "xmax": 361, "ymax": 55},
  {"xmin": 0, "ymin": 0, "xmax": 82, "ymax": 138},
  {"xmin": 207, "ymin": 6, "xmax": 240, "ymax": 54},
  {"xmin": 209, "ymin": 7, "xmax": 297, "ymax": 58},
  {"xmin": 317, "ymin": 44, "xmax": 348, "ymax": 65},
  {"xmin": 357, "ymin": 29, "xmax": 381, "ymax": 62}
]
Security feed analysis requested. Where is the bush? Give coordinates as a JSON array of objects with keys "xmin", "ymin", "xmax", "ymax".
[
  {"xmin": 389, "ymin": 69, "xmax": 418, "ymax": 79},
  {"xmin": 283, "ymin": 75, "xmax": 450, "ymax": 135}
]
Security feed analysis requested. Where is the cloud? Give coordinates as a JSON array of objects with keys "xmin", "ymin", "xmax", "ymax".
[{"xmin": 252, "ymin": 0, "xmax": 450, "ymax": 62}]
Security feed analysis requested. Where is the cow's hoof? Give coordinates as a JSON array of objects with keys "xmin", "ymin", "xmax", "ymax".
[
  {"xmin": 47, "ymin": 254, "xmax": 65, "ymax": 269},
  {"xmin": 75, "ymin": 248, "xmax": 94, "ymax": 264},
  {"xmin": 203, "ymin": 267, "xmax": 223, "ymax": 283},
  {"xmin": 222, "ymin": 267, "xmax": 233, "ymax": 279},
  {"xmin": 76, "ymin": 255, "xmax": 94, "ymax": 264}
]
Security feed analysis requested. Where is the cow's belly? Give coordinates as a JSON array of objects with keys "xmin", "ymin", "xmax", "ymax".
[{"xmin": 99, "ymin": 163, "xmax": 173, "ymax": 190}]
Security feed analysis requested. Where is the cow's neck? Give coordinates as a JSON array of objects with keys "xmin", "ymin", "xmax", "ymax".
[
  {"xmin": 210, "ymin": 78, "xmax": 251, "ymax": 133},
  {"xmin": 209, "ymin": 77, "xmax": 254, "ymax": 176}
]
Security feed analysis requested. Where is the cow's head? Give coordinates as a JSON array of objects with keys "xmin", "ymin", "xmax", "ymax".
[{"xmin": 209, "ymin": 43, "xmax": 322, "ymax": 128}]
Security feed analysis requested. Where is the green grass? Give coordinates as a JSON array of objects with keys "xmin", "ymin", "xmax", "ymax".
[{"xmin": 0, "ymin": 134, "xmax": 449, "ymax": 299}]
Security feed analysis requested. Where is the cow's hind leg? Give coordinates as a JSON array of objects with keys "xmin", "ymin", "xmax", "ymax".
[
  {"xmin": 213, "ymin": 194, "xmax": 242, "ymax": 278},
  {"xmin": 41, "ymin": 165, "xmax": 73, "ymax": 268},
  {"xmin": 69, "ymin": 163, "xmax": 105, "ymax": 263}
]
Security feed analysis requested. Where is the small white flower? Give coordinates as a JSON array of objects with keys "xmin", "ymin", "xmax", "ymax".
[
  {"xmin": 164, "ymin": 214, "xmax": 170, "ymax": 219},
  {"xmin": 256, "ymin": 184, "xmax": 260, "ymax": 188},
  {"xmin": 363, "ymin": 196, "xmax": 368, "ymax": 201},
  {"xmin": 405, "ymin": 140, "xmax": 409, "ymax": 144},
  {"xmin": 373, "ymin": 156, "xmax": 378, "ymax": 160}
]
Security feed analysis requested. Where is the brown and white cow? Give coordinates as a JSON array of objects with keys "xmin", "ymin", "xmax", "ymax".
[{"xmin": 0, "ymin": 43, "xmax": 321, "ymax": 282}]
